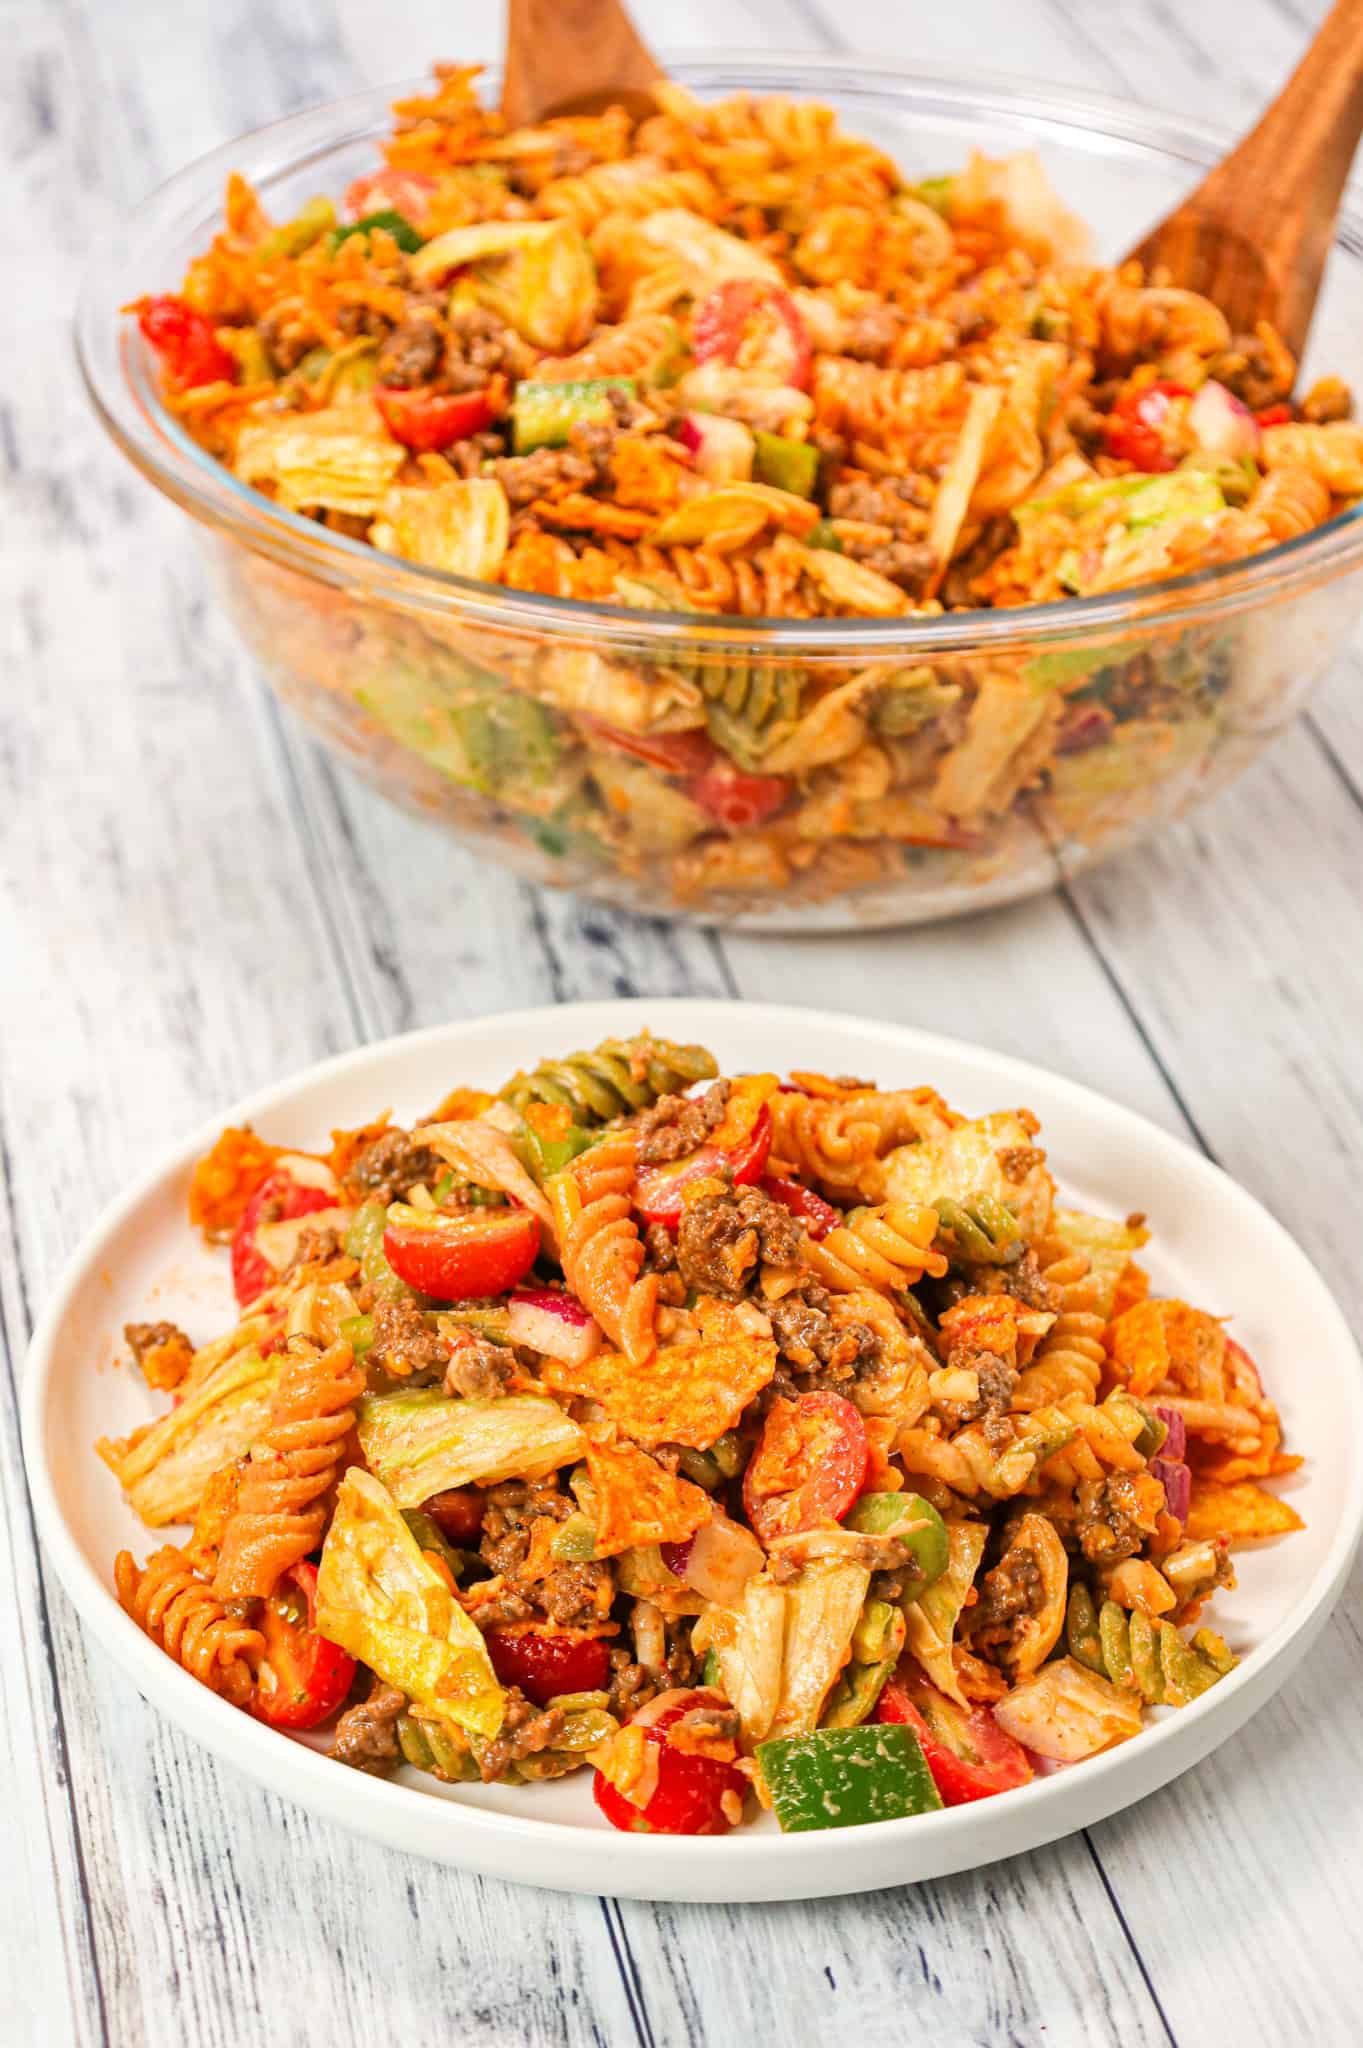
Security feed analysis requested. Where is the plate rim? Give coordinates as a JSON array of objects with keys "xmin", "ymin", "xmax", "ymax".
[{"xmin": 22, "ymin": 999, "xmax": 1363, "ymax": 1899}]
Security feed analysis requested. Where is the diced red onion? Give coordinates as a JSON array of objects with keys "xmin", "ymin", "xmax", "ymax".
[
  {"xmin": 1188, "ymin": 380, "xmax": 1260, "ymax": 460},
  {"xmin": 1151, "ymin": 1457, "xmax": 1191, "ymax": 1522},
  {"xmin": 662, "ymin": 1514, "xmax": 764, "ymax": 1606},
  {"xmin": 507, "ymin": 1287, "xmax": 601, "ymax": 1365},
  {"xmin": 678, "ymin": 412, "xmax": 755, "ymax": 482},
  {"xmin": 1153, "ymin": 1405, "xmax": 1187, "ymax": 1460}
]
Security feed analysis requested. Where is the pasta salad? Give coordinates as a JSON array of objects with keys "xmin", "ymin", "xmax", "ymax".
[{"xmin": 101, "ymin": 1032, "xmax": 1303, "ymax": 1835}]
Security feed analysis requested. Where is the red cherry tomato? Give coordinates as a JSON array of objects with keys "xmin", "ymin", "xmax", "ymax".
[
  {"xmin": 134, "ymin": 295, "xmax": 238, "ymax": 390},
  {"xmin": 382, "ymin": 1204, "xmax": 540, "ymax": 1300},
  {"xmin": 375, "ymin": 385, "xmax": 497, "ymax": 453},
  {"xmin": 758, "ymin": 1173, "xmax": 841, "ymax": 1241},
  {"xmin": 343, "ymin": 168, "xmax": 437, "ymax": 226},
  {"xmin": 1103, "ymin": 380, "xmax": 1190, "ymax": 472},
  {"xmin": 1255, "ymin": 403, "xmax": 1294, "ymax": 428},
  {"xmin": 594, "ymin": 1691, "xmax": 746, "ymax": 1836},
  {"xmin": 231, "ymin": 1169, "xmax": 336, "ymax": 1307},
  {"xmin": 633, "ymin": 1105, "xmax": 772, "ymax": 1229},
  {"xmin": 687, "ymin": 758, "xmax": 791, "ymax": 831},
  {"xmin": 743, "ymin": 1390, "xmax": 869, "ymax": 1544},
  {"xmin": 486, "ymin": 1630, "xmax": 611, "ymax": 1707},
  {"xmin": 251, "ymin": 1563, "xmax": 356, "ymax": 1731},
  {"xmin": 876, "ymin": 1660, "xmax": 1032, "ymax": 1805},
  {"xmin": 693, "ymin": 281, "xmax": 813, "ymax": 391},
  {"xmin": 420, "ymin": 1487, "xmax": 486, "ymax": 1545},
  {"xmin": 578, "ymin": 719, "xmax": 717, "ymax": 777}
]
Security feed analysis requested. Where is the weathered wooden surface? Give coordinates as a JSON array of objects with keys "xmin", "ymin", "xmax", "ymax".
[{"xmin": 2, "ymin": 0, "xmax": 1360, "ymax": 2041}]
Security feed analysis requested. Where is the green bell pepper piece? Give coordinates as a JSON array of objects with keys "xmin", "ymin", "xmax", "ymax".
[
  {"xmin": 332, "ymin": 207, "xmax": 425, "ymax": 254},
  {"xmin": 757, "ymin": 1724, "xmax": 944, "ymax": 1832},
  {"xmin": 340, "ymin": 1312, "xmax": 375, "ymax": 1366},
  {"xmin": 343, "ymin": 1198, "xmax": 410, "ymax": 1300},
  {"xmin": 549, "ymin": 1511, "xmax": 599, "ymax": 1562},
  {"xmin": 752, "ymin": 430, "xmax": 819, "ymax": 498},
  {"xmin": 821, "ymin": 1602, "xmax": 907, "ymax": 1730},
  {"xmin": 845, "ymin": 1490, "xmax": 950, "ymax": 1590},
  {"xmin": 511, "ymin": 378, "xmax": 637, "ymax": 453},
  {"xmin": 402, "ymin": 1509, "xmax": 466, "ymax": 1581}
]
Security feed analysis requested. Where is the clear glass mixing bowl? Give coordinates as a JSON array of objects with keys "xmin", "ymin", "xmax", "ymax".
[{"xmin": 77, "ymin": 57, "xmax": 1363, "ymax": 929}]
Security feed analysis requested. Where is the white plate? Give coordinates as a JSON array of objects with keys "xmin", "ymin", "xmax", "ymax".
[{"xmin": 22, "ymin": 1000, "xmax": 1363, "ymax": 1902}]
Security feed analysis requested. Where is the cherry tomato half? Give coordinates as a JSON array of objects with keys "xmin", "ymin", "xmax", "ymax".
[
  {"xmin": 421, "ymin": 1487, "xmax": 486, "ymax": 1546},
  {"xmin": 383, "ymin": 1203, "xmax": 540, "ymax": 1300},
  {"xmin": 134, "ymin": 295, "xmax": 238, "ymax": 390},
  {"xmin": 758, "ymin": 1172, "xmax": 841, "ymax": 1241},
  {"xmin": 1255, "ymin": 403, "xmax": 1294, "ymax": 428},
  {"xmin": 375, "ymin": 385, "xmax": 498, "ymax": 453},
  {"xmin": 594, "ymin": 1691, "xmax": 746, "ymax": 1835},
  {"xmin": 1103, "ymin": 380, "xmax": 1190, "ymax": 473},
  {"xmin": 486, "ymin": 1630, "xmax": 611, "ymax": 1707},
  {"xmin": 633, "ymin": 1105, "xmax": 772, "ymax": 1230},
  {"xmin": 251, "ymin": 1563, "xmax": 357, "ymax": 1731},
  {"xmin": 743, "ymin": 1390, "xmax": 868, "ymax": 1544},
  {"xmin": 578, "ymin": 719, "xmax": 717, "ymax": 778},
  {"xmin": 231, "ymin": 1169, "xmax": 336, "ymax": 1307},
  {"xmin": 693, "ymin": 281, "xmax": 813, "ymax": 391},
  {"xmin": 343, "ymin": 168, "xmax": 437, "ymax": 226},
  {"xmin": 686, "ymin": 758, "xmax": 791, "ymax": 831},
  {"xmin": 876, "ymin": 1659, "xmax": 1032, "ymax": 1805}
]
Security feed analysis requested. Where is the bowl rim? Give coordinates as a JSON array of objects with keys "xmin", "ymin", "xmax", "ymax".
[{"xmin": 77, "ymin": 53, "xmax": 1363, "ymax": 656}]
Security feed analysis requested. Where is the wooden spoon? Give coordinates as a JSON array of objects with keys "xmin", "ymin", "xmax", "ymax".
[
  {"xmin": 500, "ymin": 0, "xmax": 663, "ymax": 130},
  {"xmin": 1128, "ymin": 0, "xmax": 1363, "ymax": 357}
]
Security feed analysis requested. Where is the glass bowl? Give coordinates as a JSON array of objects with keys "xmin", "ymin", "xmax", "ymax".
[{"xmin": 77, "ymin": 56, "xmax": 1363, "ymax": 930}]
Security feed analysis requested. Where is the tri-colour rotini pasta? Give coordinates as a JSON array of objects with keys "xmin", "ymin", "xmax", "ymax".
[
  {"xmin": 99, "ymin": 1030, "xmax": 1303, "ymax": 1834},
  {"xmin": 122, "ymin": 64, "xmax": 1363, "ymax": 923}
]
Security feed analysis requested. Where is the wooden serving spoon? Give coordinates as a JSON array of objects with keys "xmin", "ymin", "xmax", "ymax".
[
  {"xmin": 500, "ymin": 0, "xmax": 663, "ymax": 129},
  {"xmin": 1128, "ymin": 0, "xmax": 1363, "ymax": 357}
]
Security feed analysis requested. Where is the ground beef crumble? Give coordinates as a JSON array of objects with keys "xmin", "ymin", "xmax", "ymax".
[
  {"xmin": 1073, "ymin": 1474, "xmax": 1150, "ymax": 1564},
  {"xmin": 634, "ymin": 1079, "xmax": 730, "ymax": 1165},
  {"xmin": 443, "ymin": 1330, "xmax": 518, "ymax": 1399},
  {"xmin": 477, "ymin": 1478, "xmax": 615, "ymax": 1628},
  {"xmin": 328, "ymin": 1680, "xmax": 406, "ymax": 1775},
  {"xmin": 676, "ymin": 1180, "xmax": 803, "ymax": 1299},
  {"xmin": 968, "ymin": 1543, "xmax": 1043, "ymax": 1660},
  {"xmin": 474, "ymin": 1687, "xmax": 568, "ymax": 1783},
  {"xmin": 367, "ymin": 1295, "xmax": 450, "ymax": 1384},
  {"xmin": 343, "ymin": 1126, "xmax": 444, "ymax": 1205}
]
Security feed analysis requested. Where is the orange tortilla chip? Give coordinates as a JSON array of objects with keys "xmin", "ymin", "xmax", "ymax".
[
  {"xmin": 427, "ymin": 1086, "xmax": 495, "ymax": 1123},
  {"xmin": 710, "ymin": 1074, "xmax": 779, "ymax": 1151},
  {"xmin": 586, "ymin": 1439, "xmax": 712, "ymax": 1557},
  {"xmin": 1109, "ymin": 1260, "xmax": 1150, "ymax": 1321},
  {"xmin": 187, "ymin": 1127, "xmax": 283, "ymax": 1242},
  {"xmin": 1184, "ymin": 1480, "xmax": 1304, "ymax": 1545},
  {"xmin": 1189, "ymin": 1413, "xmax": 1285, "ymax": 1485},
  {"xmin": 1107, "ymin": 1298, "xmax": 1225, "ymax": 1399},
  {"xmin": 543, "ymin": 1334, "xmax": 777, "ymax": 1449}
]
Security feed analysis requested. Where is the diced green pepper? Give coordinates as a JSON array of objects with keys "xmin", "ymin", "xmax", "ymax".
[
  {"xmin": 752, "ymin": 430, "xmax": 819, "ymax": 498},
  {"xmin": 845, "ymin": 1490, "xmax": 950, "ymax": 1590},
  {"xmin": 340, "ymin": 1312, "xmax": 375, "ymax": 1365},
  {"xmin": 511, "ymin": 378, "xmax": 637, "ymax": 454},
  {"xmin": 909, "ymin": 175, "xmax": 954, "ymax": 216},
  {"xmin": 756, "ymin": 1724, "xmax": 944, "ymax": 1832},
  {"xmin": 820, "ymin": 1601, "xmax": 907, "ymax": 1730},
  {"xmin": 344, "ymin": 1198, "xmax": 410, "ymax": 1300},
  {"xmin": 550, "ymin": 1511, "xmax": 599, "ymax": 1562},
  {"xmin": 504, "ymin": 1109, "xmax": 599, "ymax": 1185},
  {"xmin": 702, "ymin": 1648, "xmax": 722, "ymax": 1689},
  {"xmin": 332, "ymin": 208, "xmax": 425, "ymax": 254}
]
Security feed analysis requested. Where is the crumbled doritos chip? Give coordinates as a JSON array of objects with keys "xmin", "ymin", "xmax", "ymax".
[
  {"xmin": 586, "ymin": 1437, "xmax": 712, "ymax": 1556},
  {"xmin": 542, "ymin": 1330, "xmax": 776, "ymax": 1449},
  {"xmin": 426, "ymin": 1086, "xmax": 495, "ymax": 1123},
  {"xmin": 1106, "ymin": 1298, "xmax": 1225, "ymax": 1399},
  {"xmin": 1109, "ymin": 1259, "xmax": 1150, "ymax": 1321},
  {"xmin": 1184, "ymin": 1479, "xmax": 1304, "ymax": 1544},
  {"xmin": 187, "ymin": 1127, "xmax": 283, "ymax": 1242},
  {"xmin": 1188, "ymin": 1415, "xmax": 1286, "ymax": 1485},
  {"xmin": 710, "ymin": 1074, "xmax": 779, "ymax": 1151}
]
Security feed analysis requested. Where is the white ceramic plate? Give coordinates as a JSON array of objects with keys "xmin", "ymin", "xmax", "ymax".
[{"xmin": 22, "ymin": 1000, "xmax": 1363, "ymax": 1902}]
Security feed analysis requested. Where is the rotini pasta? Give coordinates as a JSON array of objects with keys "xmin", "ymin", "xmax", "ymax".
[
  {"xmin": 805, "ymin": 1201, "xmax": 947, "ymax": 1294},
  {"xmin": 500, "ymin": 1032, "xmax": 718, "ymax": 1125},
  {"xmin": 117, "ymin": 1543, "xmax": 264, "ymax": 1703},
  {"xmin": 549, "ymin": 1132, "xmax": 658, "ymax": 1364},
  {"xmin": 212, "ymin": 1335, "xmax": 364, "ymax": 1601}
]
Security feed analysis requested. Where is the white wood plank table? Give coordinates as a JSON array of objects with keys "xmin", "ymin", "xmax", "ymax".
[{"xmin": 3, "ymin": 0, "xmax": 1361, "ymax": 2040}]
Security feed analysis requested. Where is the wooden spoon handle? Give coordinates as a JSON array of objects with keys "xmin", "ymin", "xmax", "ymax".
[
  {"xmin": 1130, "ymin": 0, "xmax": 1363, "ymax": 355},
  {"xmin": 501, "ymin": 0, "xmax": 663, "ymax": 129}
]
